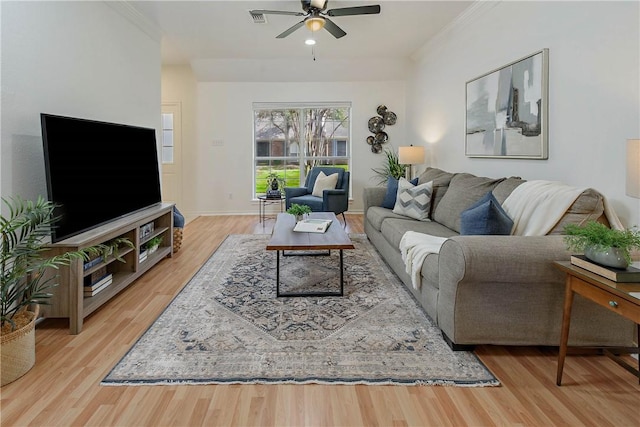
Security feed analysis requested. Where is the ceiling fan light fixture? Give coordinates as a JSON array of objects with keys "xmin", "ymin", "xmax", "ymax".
[
  {"xmin": 305, "ymin": 38, "xmax": 316, "ymax": 45},
  {"xmin": 305, "ymin": 16, "xmax": 325, "ymax": 32}
]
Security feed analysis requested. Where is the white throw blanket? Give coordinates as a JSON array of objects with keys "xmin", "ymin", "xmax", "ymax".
[
  {"xmin": 399, "ymin": 231, "xmax": 447, "ymax": 290},
  {"xmin": 399, "ymin": 180, "xmax": 625, "ymax": 291},
  {"xmin": 502, "ymin": 180, "xmax": 586, "ymax": 236},
  {"xmin": 502, "ymin": 180, "xmax": 625, "ymax": 234}
]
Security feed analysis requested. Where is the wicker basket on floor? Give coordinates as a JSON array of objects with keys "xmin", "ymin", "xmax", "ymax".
[
  {"xmin": 1, "ymin": 305, "xmax": 39, "ymax": 386},
  {"xmin": 173, "ymin": 227, "xmax": 183, "ymax": 253}
]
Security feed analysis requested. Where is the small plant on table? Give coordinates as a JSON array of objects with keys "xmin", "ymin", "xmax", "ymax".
[
  {"xmin": 564, "ymin": 221, "xmax": 640, "ymax": 268},
  {"xmin": 287, "ymin": 204, "xmax": 312, "ymax": 221}
]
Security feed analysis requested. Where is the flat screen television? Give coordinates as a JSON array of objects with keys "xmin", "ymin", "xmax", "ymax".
[{"xmin": 41, "ymin": 113, "xmax": 162, "ymax": 243}]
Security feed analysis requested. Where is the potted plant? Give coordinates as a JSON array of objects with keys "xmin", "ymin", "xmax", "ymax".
[
  {"xmin": 371, "ymin": 148, "xmax": 406, "ymax": 186},
  {"xmin": 265, "ymin": 172, "xmax": 285, "ymax": 192},
  {"xmin": 564, "ymin": 221, "xmax": 640, "ymax": 268},
  {"xmin": 145, "ymin": 236, "xmax": 163, "ymax": 254},
  {"xmin": 0, "ymin": 196, "xmax": 130, "ymax": 386},
  {"xmin": 287, "ymin": 203, "xmax": 312, "ymax": 221},
  {"xmin": 265, "ymin": 172, "xmax": 286, "ymax": 198}
]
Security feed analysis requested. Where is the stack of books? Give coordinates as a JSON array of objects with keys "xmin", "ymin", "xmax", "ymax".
[
  {"xmin": 83, "ymin": 266, "xmax": 113, "ymax": 297},
  {"xmin": 266, "ymin": 190, "xmax": 282, "ymax": 199},
  {"xmin": 570, "ymin": 254, "xmax": 640, "ymax": 282},
  {"xmin": 139, "ymin": 249, "xmax": 148, "ymax": 264},
  {"xmin": 83, "ymin": 255, "xmax": 104, "ymax": 271}
]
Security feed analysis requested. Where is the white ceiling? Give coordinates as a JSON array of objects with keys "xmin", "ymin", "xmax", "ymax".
[{"xmin": 127, "ymin": 1, "xmax": 474, "ymax": 81}]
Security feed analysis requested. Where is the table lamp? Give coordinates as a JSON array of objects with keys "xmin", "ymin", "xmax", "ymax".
[{"xmin": 398, "ymin": 145, "xmax": 425, "ymax": 180}]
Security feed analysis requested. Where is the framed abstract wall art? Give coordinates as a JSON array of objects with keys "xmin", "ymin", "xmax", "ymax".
[{"xmin": 465, "ymin": 49, "xmax": 549, "ymax": 159}]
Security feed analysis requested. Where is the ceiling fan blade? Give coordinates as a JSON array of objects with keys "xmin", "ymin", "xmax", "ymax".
[
  {"xmin": 251, "ymin": 9, "xmax": 304, "ymax": 17},
  {"xmin": 276, "ymin": 20, "xmax": 306, "ymax": 38},
  {"xmin": 323, "ymin": 18, "xmax": 347, "ymax": 39},
  {"xmin": 326, "ymin": 5, "xmax": 381, "ymax": 17}
]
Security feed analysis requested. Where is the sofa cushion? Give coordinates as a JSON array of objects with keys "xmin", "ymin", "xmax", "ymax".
[
  {"xmin": 311, "ymin": 171, "xmax": 338, "ymax": 197},
  {"xmin": 492, "ymin": 177, "xmax": 526, "ymax": 204},
  {"xmin": 381, "ymin": 218, "xmax": 458, "ymax": 251},
  {"xmin": 381, "ymin": 177, "xmax": 418, "ymax": 209},
  {"xmin": 460, "ymin": 191, "xmax": 514, "ymax": 235},
  {"xmin": 433, "ymin": 173, "xmax": 506, "ymax": 233},
  {"xmin": 547, "ymin": 188, "xmax": 605, "ymax": 235},
  {"xmin": 417, "ymin": 167, "xmax": 456, "ymax": 217},
  {"xmin": 367, "ymin": 206, "xmax": 410, "ymax": 231},
  {"xmin": 288, "ymin": 194, "xmax": 324, "ymax": 211},
  {"xmin": 392, "ymin": 179, "xmax": 433, "ymax": 221}
]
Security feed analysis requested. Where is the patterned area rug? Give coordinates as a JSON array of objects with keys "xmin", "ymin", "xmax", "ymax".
[{"xmin": 102, "ymin": 234, "xmax": 499, "ymax": 386}]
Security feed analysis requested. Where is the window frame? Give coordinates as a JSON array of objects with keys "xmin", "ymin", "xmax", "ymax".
[{"xmin": 252, "ymin": 102, "xmax": 352, "ymax": 199}]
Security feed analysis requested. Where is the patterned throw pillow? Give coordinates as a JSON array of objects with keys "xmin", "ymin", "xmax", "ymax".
[
  {"xmin": 460, "ymin": 191, "xmax": 513, "ymax": 235},
  {"xmin": 381, "ymin": 176, "xmax": 419, "ymax": 209},
  {"xmin": 392, "ymin": 178, "xmax": 433, "ymax": 221},
  {"xmin": 311, "ymin": 171, "xmax": 339, "ymax": 197}
]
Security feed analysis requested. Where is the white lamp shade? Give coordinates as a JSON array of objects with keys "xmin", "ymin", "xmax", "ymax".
[
  {"xmin": 627, "ymin": 139, "xmax": 640, "ymax": 198},
  {"xmin": 398, "ymin": 146, "xmax": 425, "ymax": 165}
]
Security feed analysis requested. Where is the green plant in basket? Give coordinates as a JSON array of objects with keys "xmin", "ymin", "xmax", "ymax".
[
  {"xmin": 564, "ymin": 221, "xmax": 640, "ymax": 266},
  {"xmin": 0, "ymin": 195, "xmax": 134, "ymax": 385}
]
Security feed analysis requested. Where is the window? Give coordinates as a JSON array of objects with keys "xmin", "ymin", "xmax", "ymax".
[
  {"xmin": 253, "ymin": 103, "xmax": 351, "ymax": 197},
  {"xmin": 161, "ymin": 113, "xmax": 174, "ymax": 164}
]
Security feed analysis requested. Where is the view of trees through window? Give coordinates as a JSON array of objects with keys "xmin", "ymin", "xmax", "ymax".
[{"xmin": 253, "ymin": 104, "xmax": 350, "ymax": 197}]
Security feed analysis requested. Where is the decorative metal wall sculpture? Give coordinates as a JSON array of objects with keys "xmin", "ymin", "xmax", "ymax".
[{"xmin": 367, "ymin": 105, "xmax": 397, "ymax": 153}]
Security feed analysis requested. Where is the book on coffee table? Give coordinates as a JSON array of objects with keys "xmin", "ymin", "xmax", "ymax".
[
  {"xmin": 293, "ymin": 218, "xmax": 332, "ymax": 233},
  {"xmin": 570, "ymin": 255, "xmax": 640, "ymax": 282}
]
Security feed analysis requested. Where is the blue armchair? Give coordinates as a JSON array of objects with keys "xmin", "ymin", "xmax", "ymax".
[{"xmin": 285, "ymin": 167, "xmax": 350, "ymax": 222}]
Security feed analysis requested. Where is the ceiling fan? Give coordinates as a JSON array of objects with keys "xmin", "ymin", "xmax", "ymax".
[{"xmin": 251, "ymin": 0, "xmax": 381, "ymax": 39}]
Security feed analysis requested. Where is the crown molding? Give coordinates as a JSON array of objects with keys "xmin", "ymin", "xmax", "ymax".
[
  {"xmin": 104, "ymin": 1, "xmax": 163, "ymax": 42},
  {"xmin": 410, "ymin": 0, "xmax": 502, "ymax": 62}
]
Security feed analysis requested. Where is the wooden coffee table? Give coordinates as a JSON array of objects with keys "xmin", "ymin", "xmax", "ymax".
[{"xmin": 266, "ymin": 212, "xmax": 355, "ymax": 297}]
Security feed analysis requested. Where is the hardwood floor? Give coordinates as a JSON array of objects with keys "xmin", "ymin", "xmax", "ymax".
[{"xmin": 2, "ymin": 214, "xmax": 639, "ymax": 426}]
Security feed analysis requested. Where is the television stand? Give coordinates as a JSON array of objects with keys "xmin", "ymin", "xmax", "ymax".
[{"xmin": 45, "ymin": 203, "xmax": 174, "ymax": 334}]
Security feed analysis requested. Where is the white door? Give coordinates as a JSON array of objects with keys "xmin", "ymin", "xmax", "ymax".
[{"xmin": 161, "ymin": 102, "xmax": 182, "ymax": 209}]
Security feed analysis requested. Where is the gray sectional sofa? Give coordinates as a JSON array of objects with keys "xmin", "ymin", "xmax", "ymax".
[{"xmin": 363, "ymin": 167, "xmax": 635, "ymax": 349}]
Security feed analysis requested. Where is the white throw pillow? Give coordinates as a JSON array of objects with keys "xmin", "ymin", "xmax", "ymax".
[
  {"xmin": 393, "ymin": 178, "xmax": 433, "ymax": 221},
  {"xmin": 312, "ymin": 171, "xmax": 339, "ymax": 197}
]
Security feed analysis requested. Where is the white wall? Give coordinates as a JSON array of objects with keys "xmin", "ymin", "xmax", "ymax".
[
  {"xmin": 193, "ymin": 81, "xmax": 406, "ymax": 215},
  {"xmin": 406, "ymin": 1, "xmax": 640, "ymax": 227},
  {"xmin": 1, "ymin": 1, "xmax": 161, "ymax": 201}
]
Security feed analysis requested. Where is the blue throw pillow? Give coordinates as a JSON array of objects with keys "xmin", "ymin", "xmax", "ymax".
[
  {"xmin": 381, "ymin": 176, "xmax": 418, "ymax": 209},
  {"xmin": 460, "ymin": 191, "xmax": 513, "ymax": 235},
  {"xmin": 173, "ymin": 206, "xmax": 185, "ymax": 228}
]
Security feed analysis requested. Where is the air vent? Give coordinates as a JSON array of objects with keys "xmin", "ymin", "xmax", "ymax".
[{"xmin": 249, "ymin": 11, "xmax": 267, "ymax": 24}]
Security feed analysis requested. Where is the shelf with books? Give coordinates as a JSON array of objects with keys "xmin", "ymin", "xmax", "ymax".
[{"xmin": 45, "ymin": 203, "xmax": 174, "ymax": 333}]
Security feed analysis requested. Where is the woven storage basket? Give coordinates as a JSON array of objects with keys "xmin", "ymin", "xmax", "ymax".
[
  {"xmin": 173, "ymin": 227, "xmax": 183, "ymax": 253},
  {"xmin": 1, "ymin": 305, "xmax": 39, "ymax": 386}
]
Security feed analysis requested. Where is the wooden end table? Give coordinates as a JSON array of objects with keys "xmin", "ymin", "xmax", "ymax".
[
  {"xmin": 554, "ymin": 261, "xmax": 640, "ymax": 385},
  {"xmin": 266, "ymin": 212, "xmax": 354, "ymax": 297}
]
